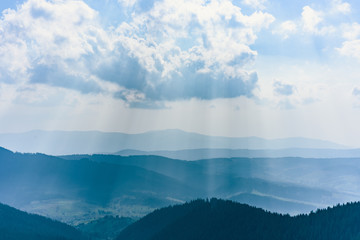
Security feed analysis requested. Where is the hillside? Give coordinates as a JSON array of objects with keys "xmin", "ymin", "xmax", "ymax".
[
  {"xmin": 62, "ymin": 153, "xmax": 359, "ymax": 213},
  {"xmin": 0, "ymin": 202, "xmax": 87, "ymax": 240},
  {"xmin": 76, "ymin": 216, "xmax": 134, "ymax": 240},
  {"xmin": 2, "ymin": 146, "xmax": 360, "ymax": 224},
  {"xmin": 0, "ymin": 147, "xmax": 198, "ymax": 224},
  {"xmin": 117, "ymin": 198, "xmax": 360, "ymax": 240}
]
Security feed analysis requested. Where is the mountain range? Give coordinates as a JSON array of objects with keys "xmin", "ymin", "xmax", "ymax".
[
  {"xmin": 4, "ymin": 197, "xmax": 360, "ymax": 240},
  {"xmin": 115, "ymin": 147, "xmax": 360, "ymax": 160},
  {"xmin": 2, "ymin": 145, "xmax": 360, "ymax": 226},
  {"xmin": 0, "ymin": 147, "xmax": 196, "ymax": 224},
  {"xmin": 0, "ymin": 129, "xmax": 346, "ymax": 155}
]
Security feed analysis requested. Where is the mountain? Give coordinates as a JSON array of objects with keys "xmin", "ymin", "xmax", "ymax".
[
  {"xmin": 2, "ymin": 146, "xmax": 360, "ymax": 224},
  {"xmin": 0, "ymin": 202, "xmax": 87, "ymax": 240},
  {"xmin": 116, "ymin": 198, "xmax": 360, "ymax": 240},
  {"xmin": 0, "ymin": 147, "xmax": 198, "ymax": 224},
  {"xmin": 115, "ymin": 147, "xmax": 360, "ymax": 160},
  {"xmin": 0, "ymin": 129, "xmax": 345, "ymax": 155},
  {"xmin": 61, "ymin": 154, "xmax": 357, "ymax": 215},
  {"xmin": 76, "ymin": 216, "xmax": 134, "ymax": 240}
]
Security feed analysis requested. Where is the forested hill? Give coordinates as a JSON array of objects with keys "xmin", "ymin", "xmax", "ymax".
[
  {"xmin": 117, "ymin": 198, "xmax": 360, "ymax": 240},
  {"xmin": 0, "ymin": 202, "xmax": 88, "ymax": 240}
]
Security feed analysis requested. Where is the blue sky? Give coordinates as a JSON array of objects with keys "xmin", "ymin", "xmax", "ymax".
[{"xmin": 1, "ymin": 0, "xmax": 360, "ymax": 147}]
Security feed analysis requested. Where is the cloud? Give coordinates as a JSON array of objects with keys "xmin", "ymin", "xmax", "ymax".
[
  {"xmin": 301, "ymin": 6, "xmax": 322, "ymax": 33},
  {"xmin": 241, "ymin": 0, "xmax": 267, "ymax": 10},
  {"xmin": 118, "ymin": 0, "xmax": 156, "ymax": 12},
  {"xmin": 300, "ymin": 6, "xmax": 334, "ymax": 35},
  {"xmin": 0, "ymin": 0, "xmax": 111, "ymax": 92},
  {"xmin": 0, "ymin": 0, "xmax": 274, "ymax": 108},
  {"xmin": 273, "ymin": 81, "xmax": 295, "ymax": 96},
  {"xmin": 30, "ymin": 64, "xmax": 102, "ymax": 94},
  {"xmin": 118, "ymin": 0, "xmax": 137, "ymax": 8},
  {"xmin": 272, "ymin": 20, "xmax": 297, "ymax": 39},
  {"xmin": 352, "ymin": 87, "xmax": 360, "ymax": 107},
  {"xmin": 277, "ymin": 99, "xmax": 295, "ymax": 109},
  {"xmin": 273, "ymin": 2, "xmax": 347, "ymax": 39},
  {"xmin": 337, "ymin": 22, "xmax": 360, "ymax": 60},
  {"xmin": 331, "ymin": 0, "xmax": 351, "ymax": 14},
  {"xmin": 110, "ymin": 0, "xmax": 274, "ymax": 106},
  {"xmin": 353, "ymin": 87, "xmax": 360, "ymax": 96},
  {"xmin": 342, "ymin": 23, "xmax": 360, "ymax": 40},
  {"xmin": 337, "ymin": 40, "xmax": 360, "ymax": 59}
]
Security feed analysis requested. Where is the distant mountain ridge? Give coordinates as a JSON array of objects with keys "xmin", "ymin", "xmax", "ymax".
[
  {"xmin": 115, "ymin": 148, "xmax": 360, "ymax": 160},
  {"xmin": 0, "ymin": 129, "xmax": 346, "ymax": 155}
]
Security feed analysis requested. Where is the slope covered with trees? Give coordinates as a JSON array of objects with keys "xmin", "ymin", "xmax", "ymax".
[
  {"xmin": 2, "ymin": 145, "xmax": 360, "ymax": 226},
  {"xmin": 0, "ymin": 147, "xmax": 198, "ymax": 224},
  {"xmin": 0, "ymin": 202, "xmax": 87, "ymax": 240},
  {"xmin": 117, "ymin": 198, "xmax": 360, "ymax": 240},
  {"xmin": 76, "ymin": 215, "xmax": 134, "ymax": 240}
]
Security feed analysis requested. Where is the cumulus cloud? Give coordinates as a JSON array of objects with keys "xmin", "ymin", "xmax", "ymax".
[
  {"xmin": 331, "ymin": 0, "xmax": 351, "ymax": 14},
  {"xmin": 0, "ymin": 0, "xmax": 111, "ymax": 92},
  {"xmin": 272, "ymin": 20, "xmax": 297, "ymax": 39},
  {"xmin": 301, "ymin": 6, "xmax": 335, "ymax": 35},
  {"xmin": 273, "ymin": 80, "xmax": 295, "ymax": 96},
  {"xmin": 273, "ymin": 1, "xmax": 348, "ymax": 39},
  {"xmin": 301, "ymin": 6, "xmax": 323, "ymax": 33},
  {"xmin": 353, "ymin": 87, "xmax": 360, "ymax": 96},
  {"xmin": 118, "ymin": 0, "xmax": 137, "ymax": 8},
  {"xmin": 111, "ymin": 0, "xmax": 274, "ymax": 106},
  {"xmin": 0, "ymin": 0, "xmax": 274, "ymax": 108},
  {"xmin": 337, "ymin": 40, "xmax": 360, "ymax": 59},
  {"xmin": 241, "ymin": 0, "xmax": 267, "ymax": 10},
  {"xmin": 30, "ymin": 64, "xmax": 102, "ymax": 94},
  {"xmin": 337, "ymin": 22, "xmax": 360, "ymax": 60},
  {"xmin": 300, "ymin": 1, "xmax": 350, "ymax": 35},
  {"xmin": 342, "ymin": 23, "xmax": 360, "ymax": 40}
]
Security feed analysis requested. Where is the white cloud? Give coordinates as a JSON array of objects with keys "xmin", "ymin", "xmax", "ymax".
[
  {"xmin": 241, "ymin": 0, "xmax": 267, "ymax": 10},
  {"xmin": 272, "ymin": 20, "xmax": 297, "ymax": 39},
  {"xmin": 116, "ymin": 0, "xmax": 274, "ymax": 79},
  {"xmin": 335, "ymin": 2, "xmax": 360, "ymax": 60},
  {"xmin": 2, "ymin": 0, "xmax": 105, "ymax": 60},
  {"xmin": 337, "ymin": 40, "xmax": 360, "ymax": 59},
  {"xmin": 107, "ymin": 0, "xmax": 275, "ymax": 105},
  {"xmin": 301, "ymin": 6, "xmax": 335, "ymax": 35},
  {"xmin": 273, "ymin": 1, "xmax": 350, "ymax": 40},
  {"xmin": 331, "ymin": 0, "xmax": 351, "ymax": 14},
  {"xmin": 342, "ymin": 22, "xmax": 360, "ymax": 40},
  {"xmin": 338, "ymin": 22, "xmax": 360, "ymax": 59},
  {"xmin": 273, "ymin": 4, "xmax": 339, "ymax": 39},
  {"xmin": 301, "ymin": 6, "xmax": 322, "ymax": 33},
  {"xmin": 273, "ymin": 80, "xmax": 296, "ymax": 96},
  {"xmin": 118, "ymin": 0, "xmax": 137, "ymax": 7},
  {"xmin": 0, "ymin": 0, "xmax": 114, "ymax": 93},
  {"xmin": 0, "ymin": 0, "xmax": 275, "ymax": 108}
]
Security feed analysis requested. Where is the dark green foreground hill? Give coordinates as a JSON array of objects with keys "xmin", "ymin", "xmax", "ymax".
[
  {"xmin": 117, "ymin": 198, "xmax": 360, "ymax": 240},
  {"xmin": 0, "ymin": 202, "xmax": 88, "ymax": 240}
]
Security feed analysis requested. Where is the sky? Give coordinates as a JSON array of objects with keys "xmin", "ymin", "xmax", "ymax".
[{"xmin": 1, "ymin": 0, "xmax": 360, "ymax": 147}]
